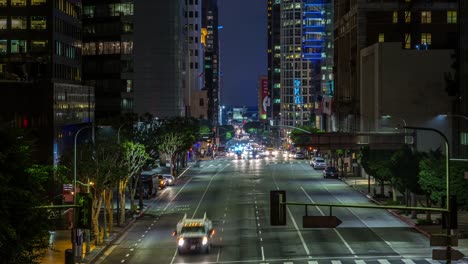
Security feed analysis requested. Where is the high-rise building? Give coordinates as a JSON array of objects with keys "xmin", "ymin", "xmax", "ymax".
[
  {"xmin": 185, "ymin": 0, "xmax": 207, "ymax": 120},
  {"xmin": 82, "ymin": 0, "xmax": 134, "ymax": 119},
  {"xmin": 267, "ymin": 0, "xmax": 281, "ymax": 123},
  {"xmin": 202, "ymin": 0, "xmax": 219, "ymax": 126},
  {"xmin": 133, "ymin": 0, "xmax": 186, "ymax": 118},
  {"xmin": 334, "ymin": 0, "xmax": 457, "ymax": 132},
  {"xmin": 279, "ymin": 0, "xmax": 327, "ymax": 129},
  {"xmin": 0, "ymin": 0, "xmax": 94, "ymax": 163}
]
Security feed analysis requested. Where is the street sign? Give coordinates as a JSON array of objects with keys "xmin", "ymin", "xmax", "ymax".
[
  {"xmin": 430, "ymin": 234, "xmax": 458, "ymax": 247},
  {"xmin": 432, "ymin": 249, "xmax": 464, "ymax": 261},
  {"xmin": 303, "ymin": 215, "xmax": 342, "ymax": 228}
]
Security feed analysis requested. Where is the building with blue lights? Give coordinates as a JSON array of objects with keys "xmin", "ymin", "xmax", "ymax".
[{"xmin": 279, "ymin": 0, "xmax": 329, "ymax": 129}]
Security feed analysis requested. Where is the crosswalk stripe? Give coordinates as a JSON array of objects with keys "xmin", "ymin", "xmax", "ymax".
[
  {"xmin": 401, "ymin": 259, "xmax": 416, "ymax": 264},
  {"xmin": 308, "ymin": 261, "xmax": 318, "ymax": 264},
  {"xmin": 331, "ymin": 261, "xmax": 342, "ymax": 264},
  {"xmin": 354, "ymin": 260, "xmax": 366, "ymax": 264},
  {"xmin": 377, "ymin": 260, "xmax": 391, "ymax": 264},
  {"xmin": 283, "ymin": 262, "xmax": 293, "ymax": 264},
  {"xmin": 425, "ymin": 259, "xmax": 441, "ymax": 264}
]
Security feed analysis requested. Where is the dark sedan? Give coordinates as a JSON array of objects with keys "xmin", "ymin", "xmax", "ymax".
[{"xmin": 323, "ymin": 166, "xmax": 339, "ymax": 178}]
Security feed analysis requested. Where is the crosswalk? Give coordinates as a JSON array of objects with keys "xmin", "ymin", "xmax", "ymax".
[{"xmin": 256, "ymin": 258, "xmax": 464, "ymax": 264}]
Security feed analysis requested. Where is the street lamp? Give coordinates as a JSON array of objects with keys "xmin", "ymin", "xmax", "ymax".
[
  {"xmin": 72, "ymin": 125, "xmax": 92, "ymax": 262},
  {"xmin": 403, "ymin": 126, "xmax": 453, "ymax": 263},
  {"xmin": 381, "ymin": 115, "xmax": 412, "ymax": 144}
]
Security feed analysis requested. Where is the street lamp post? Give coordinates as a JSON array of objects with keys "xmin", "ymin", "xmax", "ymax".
[
  {"xmin": 403, "ymin": 126, "xmax": 453, "ymax": 264},
  {"xmin": 73, "ymin": 125, "xmax": 91, "ymax": 263}
]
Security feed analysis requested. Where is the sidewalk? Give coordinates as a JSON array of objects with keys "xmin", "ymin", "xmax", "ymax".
[{"xmin": 341, "ymin": 176, "xmax": 468, "ymax": 260}]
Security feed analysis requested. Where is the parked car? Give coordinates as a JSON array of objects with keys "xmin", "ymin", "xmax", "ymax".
[
  {"xmin": 161, "ymin": 174, "xmax": 175, "ymax": 186},
  {"xmin": 323, "ymin": 166, "xmax": 339, "ymax": 178},
  {"xmin": 311, "ymin": 157, "xmax": 326, "ymax": 169},
  {"xmin": 294, "ymin": 152, "xmax": 305, "ymax": 159}
]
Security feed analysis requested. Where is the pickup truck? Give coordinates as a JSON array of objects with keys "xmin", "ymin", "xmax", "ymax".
[{"xmin": 173, "ymin": 213, "xmax": 215, "ymax": 254}]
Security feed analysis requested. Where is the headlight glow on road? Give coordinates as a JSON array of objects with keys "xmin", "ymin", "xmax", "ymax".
[
  {"xmin": 178, "ymin": 238, "xmax": 185, "ymax": 246},
  {"xmin": 202, "ymin": 236, "xmax": 208, "ymax": 245}
]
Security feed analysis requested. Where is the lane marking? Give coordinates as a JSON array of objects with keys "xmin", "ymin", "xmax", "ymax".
[
  {"xmin": 308, "ymin": 261, "xmax": 319, "ymax": 264},
  {"xmin": 377, "ymin": 260, "xmax": 391, "ymax": 264},
  {"xmin": 286, "ymin": 205, "xmax": 311, "ymax": 256},
  {"xmin": 331, "ymin": 260, "xmax": 342, "ymax": 264},
  {"xmin": 261, "ymin": 246, "xmax": 265, "ymax": 261},
  {"xmin": 401, "ymin": 259, "xmax": 416, "ymax": 264},
  {"xmin": 169, "ymin": 164, "xmax": 228, "ymax": 264},
  {"xmin": 354, "ymin": 260, "xmax": 366, "ymax": 264},
  {"xmin": 125, "ymin": 253, "xmax": 129, "ymax": 257},
  {"xmin": 191, "ymin": 164, "xmax": 229, "ymax": 218},
  {"xmin": 301, "ymin": 186, "xmax": 356, "ymax": 257}
]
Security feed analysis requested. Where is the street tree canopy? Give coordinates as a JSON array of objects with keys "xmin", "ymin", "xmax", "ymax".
[{"xmin": 0, "ymin": 125, "xmax": 50, "ymax": 264}]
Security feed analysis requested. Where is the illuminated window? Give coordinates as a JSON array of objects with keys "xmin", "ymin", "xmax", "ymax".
[
  {"xmin": 83, "ymin": 6, "xmax": 95, "ymax": 18},
  {"xmin": 31, "ymin": 16, "xmax": 47, "ymax": 30},
  {"xmin": 378, "ymin": 33, "xmax": 385, "ymax": 43},
  {"xmin": 421, "ymin": 33, "xmax": 432, "ymax": 45},
  {"xmin": 447, "ymin": 11, "xmax": 457, "ymax": 24},
  {"xmin": 274, "ymin": 99, "xmax": 280, "ymax": 104},
  {"xmin": 421, "ymin": 11, "xmax": 431, "ymax": 24},
  {"xmin": 0, "ymin": 40, "xmax": 6, "ymax": 54},
  {"xmin": 274, "ymin": 83, "xmax": 280, "ymax": 88},
  {"xmin": 10, "ymin": 40, "xmax": 27, "ymax": 53},
  {"xmin": 404, "ymin": 33, "xmax": 411, "ymax": 49},
  {"xmin": 31, "ymin": 0, "xmax": 47, "ymax": 5},
  {"xmin": 405, "ymin": 11, "xmax": 411, "ymax": 23},
  {"xmin": 11, "ymin": 0, "xmax": 26, "ymax": 6},
  {"xmin": 11, "ymin": 17, "xmax": 27, "ymax": 29},
  {"xmin": 392, "ymin": 11, "xmax": 398, "ymax": 23},
  {"xmin": 0, "ymin": 0, "xmax": 6, "ymax": 6},
  {"xmin": 0, "ymin": 17, "xmax": 6, "ymax": 29},
  {"xmin": 31, "ymin": 40, "xmax": 48, "ymax": 52}
]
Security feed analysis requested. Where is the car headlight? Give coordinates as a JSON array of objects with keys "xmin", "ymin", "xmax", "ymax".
[
  {"xmin": 202, "ymin": 236, "xmax": 208, "ymax": 245},
  {"xmin": 178, "ymin": 238, "xmax": 185, "ymax": 246}
]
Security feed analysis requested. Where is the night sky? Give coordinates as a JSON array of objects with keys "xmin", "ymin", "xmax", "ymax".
[{"xmin": 218, "ymin": 0, "xmax": 267, "ymax": 107}]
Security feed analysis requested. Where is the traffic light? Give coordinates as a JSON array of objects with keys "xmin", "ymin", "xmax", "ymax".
[
  {"xmin": 76, "ymin": 193, "xmax": 92, "ymax": 229},
  {"xmin": 441, "ymin": 195, "xmax": 458, "ymax": 229},
  {"xmin": 270, "ymin": 190, "xmax": 286, "ymax": 225}
]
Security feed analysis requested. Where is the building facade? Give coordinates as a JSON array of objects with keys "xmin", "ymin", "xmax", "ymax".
[
  {"xmin": 133, "ymin": 0, "xmax": 186, "ymax": 118},
  {"xmin": 280, "ymin": 0, "xmax": 327, "ymax": 129},
  {"xmin": 202, "ymin": 0, "xmax": 219, "ymax": 126},
  {"xmin": 185, "ymin": 0, "xmax": 206, "ymax": 119},
  {"xmin": 267, "ymin": 0, "xmax": 281, "ymax": 123},
  {"xmin": 334, "ymin": 0, "xmax": 458, "ymax": 132},
  {"xmin": 82, "ymin": 0, "xmax": 134, "ymax": 119},
  {"xmin": 360, "ymin": 42, "xmax": 454, "ymax": 152},
  {"xmin": 0, "ymin": 0, "xmax": 94, "ymax": 163}
]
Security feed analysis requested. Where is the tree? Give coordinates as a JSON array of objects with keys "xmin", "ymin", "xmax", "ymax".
[
  {"xmin": 159, "ymin": 132, "xmax": 184, "ymax": 175},
  {"xmin": 59, "ymin": 140, "xmax": 121, "ymax": 244},
  {"xmin": 0, "ymin": 125, "xmax": 50, "ymax": 264},
  {"xmin": 418, "ymin": 149, "xmax": 445, "ymax": 221},
  {"xmin": 358, "ymin": 146, "xmax": 394, "ymax": 197},
  {"xmin": 290, "ymin": 125, "xmax": 321, "ymax": 147},
  {"xmin": 119, "ymin": 141, "xmax": 149, "ymax": 223}
]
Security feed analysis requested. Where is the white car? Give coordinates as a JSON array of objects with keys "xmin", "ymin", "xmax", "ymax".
[
  {"xmin": 311, "ymin": 157, "xmax": 326, "ymax": 169},
  {"xmin": 161, "ymin": 174, "xmax": 175, "ymax": 186}
]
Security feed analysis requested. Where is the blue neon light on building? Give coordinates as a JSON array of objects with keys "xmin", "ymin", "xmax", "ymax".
[
  {"xmin": 302, "ymin": 0, "xmax": 325, "ymax": 62},
  {"xmin": 294, "ymin": 79, "xmax": 302, "ymax": 104}
]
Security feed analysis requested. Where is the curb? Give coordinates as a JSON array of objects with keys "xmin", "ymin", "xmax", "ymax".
[
  {"xmin": 85, "ymin": 216, "xmax": 138, "ymax": 264},
  {"xmin": 341, "ymin": 178, "xmax": 431, "ymax": 238}
]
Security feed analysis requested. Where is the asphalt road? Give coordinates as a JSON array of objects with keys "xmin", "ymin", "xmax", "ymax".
[{"xmin": 94, "ymin": 155, "xmax": 460, "ymax": 264}]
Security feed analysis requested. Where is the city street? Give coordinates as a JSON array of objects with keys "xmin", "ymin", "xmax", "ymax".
[{"xmin": 93, "ymin": 156, "xmax": 457, "ymax": 264}]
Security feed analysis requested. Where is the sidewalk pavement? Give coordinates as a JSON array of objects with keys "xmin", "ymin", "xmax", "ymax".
[{"xmin": 340, "ymin": 176, "xmax": 468, "ymax": 260}]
